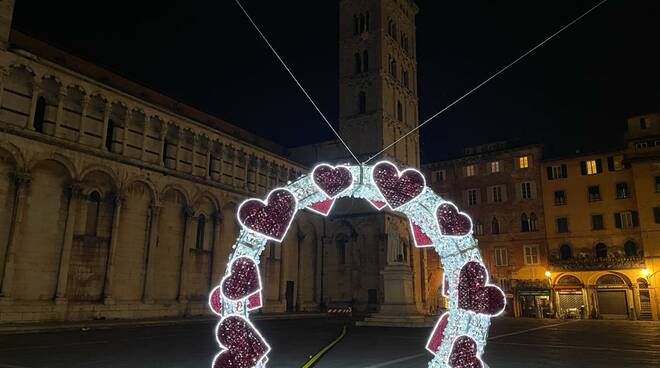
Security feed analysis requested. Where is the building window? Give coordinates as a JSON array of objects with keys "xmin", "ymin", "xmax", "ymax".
[
  {"xmin": 588, "ymin": 185, "xmax": 601, "ymax": 202},
  {"xmin": 467, "ymin": 189, "xmax": 478, "ymax": 206},
  {"xmin": 389, "ymin": 57, "xmax": 397, "ymax": 78},
  {"xmin": 559, "ymin": 244, "xmax": 572, "ymax": 260},
  {"xmin": 397, "ymin": 101, "xmax": 403, "ymax": 121},
  {"xmin": 363, "ymin": 50, "xmax": 369, "ymax": 72},
  {"xmin": 607, "ymin": 155, "xmax": 625, "ymax": 171},
  {"xmin": 465, "ymin": 164, "xmax": 477, "ymax": 177},
  {"xmin": 520, "ymin": 182, "xmax": 532, "ymax": 199},
  {"xmin": 354, "ymin": 52, "xmax": 362, "ymax": 73},
  {"xmin": 529, "ymin": 213, "xmax": 538, "ymax": 231},
  {"xmin": 518, "ymin": 156, "xmax": 530, "ymax": 169},
  {"xmin": 494, "ymin": 248, "xmax": 508, "ymax": 267},
  {"xmin": 85, "ymin": 191, "xmax": 102, "ymax": 236},
  {"xmin": 490, "ymin": 161, "xmax": 500, "ymax": 173},
  {"xmin": 557, "ymin": 217, "xmax": 569, "ymax": 233},
  {"xmin": 636, "ymin": 142, "xmax": 648, "ymax": 149},
  {"xmin": 491, "ymin": 185, "xmax": 503, "ymax": 203},
  {"xmin": 615, "ymin": 182, "xmax": 630, "ymax": 199},
  {"xmin": 358, "ymin": 91, "xmax": 366, "ymax": 114},
  {"xmin": 491, "ymin": 217, "xmax": 500, "ymax": 235},
  {"xmin": 106, "ymin": 119, "xmax": 115, "ymax": 152},
  {"xmin": 554, "ymin": 190, "xmax": 566, "ymax": 205},
  {"xmin": 474, "ymin": 222, "xmax": 484, "ymax": 236},
  {"xmin": 402, "ymin": 69, "xmax": 409, "ymax": 88},
  {"xmin": 595, "ymin": 243, "xmax": 607, "ymax": 258},
  {"xmin": 434, "ymin": 170, "xmax": 446, "ymax": 182},
  {"xmin": 548, "ymin": 164, "xmax": 567, "ymax": 180},
  {"xmin": 521, "ymin": 213, "xmax": 530, "ymax": 232},
  {"xmin": 196, "ymin": 215, "xmax": 206, "ymax": 250},
  {"xmin": 581, "ymin": 159, "xmax": 602, "ymax": 175},
  {"xmin": 615, "ymin": 211, "xmax": 639, "ymax": 229},
  {"xmin": 640, "ymin": 117, "xmax": 647, "ymax": 129},
  {"xmin": 34, "ymin": 96, "xmax": 46, "ymax": 133},
  {"xmin": 624, "ymin": 240, "xmax": 638, "ymax": 257},
  {"xmin": 656, "ymin": 176, "xmax": 660, "ymax": 192},
  {"xmin": 655, "ymin": 206, "xmax": 660, "ymax": 224},
  {"xmin": 524, "ymin": 245, "xmax": 540, "ymax": 265},
  {"xmin": 592, "ymin": 214, "xmax": 604, "ymax": 230}
]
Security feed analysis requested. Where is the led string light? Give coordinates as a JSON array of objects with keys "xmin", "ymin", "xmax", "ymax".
[
  {"xmin": 362, "ymin": 0, "xmax": 609, "ymax": 165},
  {"xmin": 210, "ymin": 161, "xmax": 505, "ymax": 368}
]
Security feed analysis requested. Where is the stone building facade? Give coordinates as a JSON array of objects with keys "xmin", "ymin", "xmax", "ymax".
[{"xmin": 424, "ymin": 143, "xmax": 549, "ymax": 318}]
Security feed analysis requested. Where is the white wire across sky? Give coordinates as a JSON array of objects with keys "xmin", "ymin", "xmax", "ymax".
[{"xmin": 234, "ymin": 0, "xmax": 609, "ymax": 166}]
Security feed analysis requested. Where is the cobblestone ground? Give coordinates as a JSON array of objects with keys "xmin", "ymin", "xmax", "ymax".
[{"xmin": 0, "ymin": 317, "xmax": 658, "ymax": 367}]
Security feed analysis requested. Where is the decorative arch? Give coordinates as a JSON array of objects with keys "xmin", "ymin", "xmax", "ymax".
[
  {"xmin": 79, "ymin": 165, "xmax": 119, "ymax": 187},
  {"xmin": 588, "ymin": 271, "xmax": 631, "ymax": 286},
  {"xmin": 208, "ymin": 161, "xmax": 503, "ymax": 368},
  {"xmin": 28, "ymin": 152, "xmax": 78, "ymax": 180},
  {"xmin": 161, "ymin": 183, "xmax": 192, "ymax": 207},
  {"xmin": 0, "ymin": 140, "xmax": 26, "ymax": 170},
  {"xmin": 192, "ymin": 191, "xmax": 221, "ymax": 216},
  {"xmin": 122, "ymin": 176, "xmax": 158, "ymax": 203},
  {"xmin": 556, "ymin": 274, "xmax": 583, "ymax": 286}
]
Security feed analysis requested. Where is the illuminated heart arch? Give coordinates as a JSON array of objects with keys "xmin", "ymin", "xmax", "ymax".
[{"xmin": 208, "ymin": 161, "xmax": 504, "ymax": 368}]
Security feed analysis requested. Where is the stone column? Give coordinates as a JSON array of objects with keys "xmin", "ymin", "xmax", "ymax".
[
  {"xmin": 27, "ymin": 78, "xmax": 41, "ymax": 130},
  {"xmin": 54, "ymin": 87, "xmax": 66, "ymax": 137},
  {"xmin": 278, "ymin": 239, "xmax": 286, "ymax": 303},
  {"xmin": 159, "ymin": 125, "xmax": 168, "ymax": 167},
  {"xmin": 122, "ymin": 110, "xmax": 131, "ymax": 154},
  {"xmin": 208, "ymin": 213, "xmax": 221, "ymax": 289},
  {"xmin": 54, "ymin": 183, "xmax": 83, "ymax": 304},
  {"xmin": 142, "ymin": 203, "xmax": 162, "ymax": 303},
  {"xmin": 102, "ymin": 194, "xmax": 123, "ymax": 304},
  {"xmin": 296, "ymin": 233, "xmax": 304, "ymax": 311},
  {"xmin": 77, "ymin": 94, "xmax": 89, "ymax": 143},
  {"xmin": 141, "ymin": 116, "xmax": 149, "ymax": 161},
  {"xmin": 177, "ymin": 207, "xmax": 195, "ymax": 302},
  {"xmin": 100, "ymin": 101, "xmax": 111, "ymax": 150},
  {"xmin": 0, "ymin": 172, "xmax": 31, "ymax": 302}
]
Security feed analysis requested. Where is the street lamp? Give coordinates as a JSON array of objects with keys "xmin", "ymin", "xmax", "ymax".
[
  {"xmin": 642, "ymin": 268, "xmax": 659, "ymax": 279},
  {"xmin": 544, "ymin": 271, "xmax": 552, "ymax": 278}
]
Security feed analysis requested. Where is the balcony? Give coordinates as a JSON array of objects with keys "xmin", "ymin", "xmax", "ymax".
[{"xmin": 549, "ymin": 256, "xmax": 644, "ymax": 271}]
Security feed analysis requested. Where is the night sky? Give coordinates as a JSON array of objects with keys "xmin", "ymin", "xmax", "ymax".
[{"xmin": 12, "ymin": 1, "xmax": 660, "ymax": 162}]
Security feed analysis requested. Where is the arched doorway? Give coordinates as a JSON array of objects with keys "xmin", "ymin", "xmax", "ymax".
[
  {"xmin": 555, "ymin": 275, "xmax": 585, "ymax": 318},
  {"xmin": 596, "ymin": 274, "xmax": 629, "ymax": 319}
]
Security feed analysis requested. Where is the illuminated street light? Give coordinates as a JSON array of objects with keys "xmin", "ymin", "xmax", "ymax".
[{"xmin": 544, "ymin": 271, "xmax": 552, "ymax": 278}]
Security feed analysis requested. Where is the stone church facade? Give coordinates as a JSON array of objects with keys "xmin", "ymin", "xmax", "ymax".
[{"xmin": 0, "ymin": 0, "xmax": 442, "ymax": 323}]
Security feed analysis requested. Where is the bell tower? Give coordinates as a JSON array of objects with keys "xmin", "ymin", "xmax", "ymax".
[{"xmin": 338, "ymin": 0, "xmax": 420, "ymax": 167}]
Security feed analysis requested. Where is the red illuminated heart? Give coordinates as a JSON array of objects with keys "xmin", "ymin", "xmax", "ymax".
[
  {"xmin": 214, "ymin": 315, "xmax": 270, "ymax": 368},
  {"xmin": 238, "ymin": 189, "xmax": 297, "ymax": 241},
  {"xmin": 426, "ymin": 312, "xmax": 449, "ymax": 355},
  {"xmin": 449, "ymin": 336, "xmax": 483, "ymax": 368},
  {"xmin": 436, "ymin": 202, "xmax": 472, "ymax": 237},
  {"xmin": 458, "ymin": 261, "xmax": 505, "ymax": 315},
  {"xmin": 312, "ymin": 164, "xmax": 353, "ymax": 198},
  {"xmin": 307, "ymin": 198, "xmax": 335, "ymax": 216},
  {"xmin": 222, "ymin": 257, "xmax": 261, "ymax": 301},
  {"xmin": 209, "ymin": 286, "xmax": 223, "ymax": 315},
  {"xmin": 410, "ymin": 220, "xmax": 433, "ymax": 247},
  {"xmin": 372, "ymin": 161, "xmax": 425, "ymax": 209}
]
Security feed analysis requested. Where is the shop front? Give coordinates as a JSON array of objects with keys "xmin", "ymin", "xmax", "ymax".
[
  {"xmin": 553, "ymin": 274, "xmax": 586, "ymax": 319},
  {"xmin": 513, "ymin": 280, "xmax": 553, "ymax": 318}
]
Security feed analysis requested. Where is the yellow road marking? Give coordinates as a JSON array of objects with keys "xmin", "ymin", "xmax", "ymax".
[{"xmin": 301, "ymin": 325, "xmax": 347, "ymax": 368}]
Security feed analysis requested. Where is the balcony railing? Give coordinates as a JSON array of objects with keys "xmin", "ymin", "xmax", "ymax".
[{"xmin": 549, "ymin": 256, "xmax": 644, "ymax": 271}]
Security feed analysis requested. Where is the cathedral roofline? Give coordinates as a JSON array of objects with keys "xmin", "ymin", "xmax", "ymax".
[{"xmin": 8, "ymin": 30, "xmax": 291, "ymax": 158}]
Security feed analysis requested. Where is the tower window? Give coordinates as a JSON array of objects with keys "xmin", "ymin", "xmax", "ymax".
[
  {"xmin": 359, "ymin": 14, "xmax": 366, "ymax": 33},
  {"xmin": 196, "ymin": 214, "xmax": 206, "ymax": 250},
  {"xmin": 354, "ymin": 52, "xmax": 362, "ymax": 73},
  {"xmin": 396, "ymin": 101, "xmax": 403, "ymax": 122},
  {"xmin": 362, "ymin": 50, "xmax": 369, "ymax": 72},
  {"xmin": 403, "ymin": 69, "xmax": 409, "ymax": 88},
  {"xmin": 85, "ymin": 191, "xmax": 101, "ymax": 236},
  {"xmin": 353, "ymin": 16, "xmax": 359, "ymax": 35},
  {"xmin": 34, "ymin": 96, "xmax": 46, "ymax": 133},
  {"xmin": 358, "ymin": 91, "xmax": 366, "ymax": 114}
]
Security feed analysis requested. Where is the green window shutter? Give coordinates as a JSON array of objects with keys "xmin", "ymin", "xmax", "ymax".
[
  {"xmin": 607, "ymin": 156, "xmax": 614, "ymax": 171},
  {"xmin": 595, "ymin": 159, "xmax": 603, "ymax": 173},
  {"xmin": 614, "ymin": 213, "xmax": 622, "ymax": 228},
  {"xmin": 547, "ymin": 166, "xmax": 553, "ymax": 180},
  {"xmin": 580, "ymin": 161, "xmax": 587, "ymax": 175},
  {"xmin": 561, "ymin": 164, "xmax": 568, "ymax": 178}
]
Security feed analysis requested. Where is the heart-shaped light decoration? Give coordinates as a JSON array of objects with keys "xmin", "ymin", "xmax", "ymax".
[
  {"xmin": 209, "ymin": 285, "xmax": 223, "ymax": 315},
  {"xmin": 214, "ymin": 315, "xmax": 270, "ymax": 368},
  {"xmin": 370, "ymin": 199, "xmax": 387, "ymax": 210},
  {"xmin": 312, "ymin": 164, "xmax": 353, "ymax": 198},
  {"xmin": 458, "ymin": 261, "xmax": 505, "ymax": 316},
  {"xmin": 449, "ymin": 336, "xmax": 483, "ymax": 368},
  {"xmin": 238, "ymin": 188, "xmax": 297, "ymax": 242},
  {"xmin": 426, "ymin": 312, "xmax": 449, "ymax": 355},
  {"xmin": 410, "ymin": 219, "xmax": 433, "ymax": 247},
  {"xmin": 221, "ymin": 257, "xmax": 261, "ymax": 301},
  {"xmin": 436, "ymin": 202, "xmax": 472, "ymax": 237},
  {"xmin": 247, "ymin": 292, "xmax": 262, "ymax": 311},
  {"xmin": 307, "ymin": 198, "xmax": 335, "ymax": 216},
  {"xmin": 372, "ymin": 161, "xmax": 425, "ymax": 209}
]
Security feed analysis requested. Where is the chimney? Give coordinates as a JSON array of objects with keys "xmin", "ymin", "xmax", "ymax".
[{"xmin": 0, "ymin": 0, "xmax": 15, "ymax": 50}]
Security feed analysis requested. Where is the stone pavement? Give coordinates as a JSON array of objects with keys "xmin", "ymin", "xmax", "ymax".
[{"xmin": 0, "ymin": 317, "xmax": 658, "ymax": 367}]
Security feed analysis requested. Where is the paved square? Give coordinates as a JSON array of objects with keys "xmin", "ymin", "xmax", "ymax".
[{"xmin": 0, "ymin": 318, "xmax": 658, "ymax": 367}]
